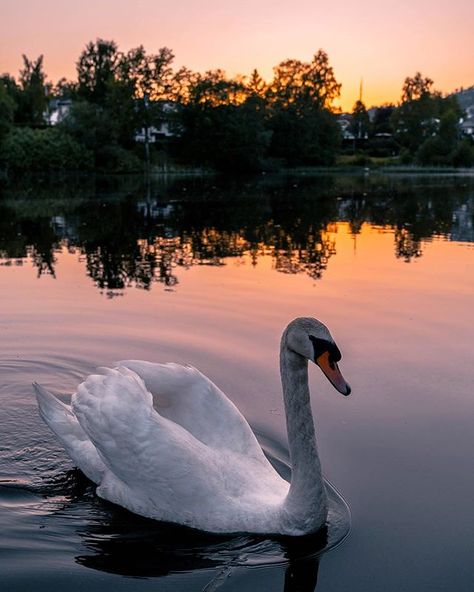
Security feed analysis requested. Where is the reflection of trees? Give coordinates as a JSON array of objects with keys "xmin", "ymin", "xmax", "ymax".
[
  {"xmin": 269, "ymin": 225, "xmax": 337, "ymax": 278},
  {"xmin": 338, "ymin": 179, "xmax": 459, "ymax": 261},
  {"xmin": 0, "ymin": 175, "xmax": 473, "ymax": 291},
  {"xmin": 0, "ymin": 203, "xmax": 60, "ymax": 276},
  {"xmin": 395, "ymin": 228, "xmax": 422, "ymax": 261}
]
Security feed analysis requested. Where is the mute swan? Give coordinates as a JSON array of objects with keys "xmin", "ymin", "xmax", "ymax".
[{"xmin": 34, "ymin": 317, "xmax": 350, "ymax": 536}]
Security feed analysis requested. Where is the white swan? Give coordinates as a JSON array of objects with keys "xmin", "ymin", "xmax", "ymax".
[{"xmin": 34, "ymin": 317, "xmax": 350, "ymax": 536}]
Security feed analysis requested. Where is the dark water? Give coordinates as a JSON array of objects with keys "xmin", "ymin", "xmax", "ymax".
[{"xmin": 0, "ymin": 173, "xmax": 473, "ymax": 591}]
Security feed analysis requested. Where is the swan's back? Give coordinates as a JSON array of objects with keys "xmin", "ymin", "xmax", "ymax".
[
  {"xmin": 70, "ymin": 366, "xmax": 288, "ymax": 531},
  {"xmin": 119, "ymin": 361, "xmax": 265, "ymax": 458}
]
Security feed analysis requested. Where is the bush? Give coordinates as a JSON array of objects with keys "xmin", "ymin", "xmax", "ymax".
[
  {"xmin": 399, "ymin": 148, "xmax": 413, "ymax": 164},
  {"xmin": 449, "ymin": 140, "xmax": 474, "ymax": 167},
  {"xmin": 0, "ymin": 126, "xmax": 93, "ymax": 172},
  {"xmin": 416, "ymin": 136, "xmax": 474, "ymax": 167},
  {"xmin": 416, "ymin": 137, "xmax": 447, "ymax": 166},
  {"xmin": 96, "ymin": 144, "xmax": 142, "ymax": 173}
]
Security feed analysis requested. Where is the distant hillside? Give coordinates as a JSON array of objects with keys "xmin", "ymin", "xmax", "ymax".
[{"xmin": 452, "ymin": 86, "xmax": 474, "ymax": 115}]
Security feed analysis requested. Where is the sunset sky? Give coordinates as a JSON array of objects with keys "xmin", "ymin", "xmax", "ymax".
[{"xmin": 1, "ymin": 0, "xmax": 473, "ymax": 111}]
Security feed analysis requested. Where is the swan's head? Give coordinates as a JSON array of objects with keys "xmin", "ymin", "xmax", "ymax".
[{"xmin": 284, "ymin": 317, "xmax": 351, "ymax": 396}]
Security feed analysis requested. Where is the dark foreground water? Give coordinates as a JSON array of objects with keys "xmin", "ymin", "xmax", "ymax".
[{"xmin": 0, "ymin": 173, "xmax": 473, "ymax": 591}]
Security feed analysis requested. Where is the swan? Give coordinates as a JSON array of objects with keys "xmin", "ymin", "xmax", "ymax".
[{"xmin": 34, "ymin": 317, "xmax": 350, "ymax": 536}]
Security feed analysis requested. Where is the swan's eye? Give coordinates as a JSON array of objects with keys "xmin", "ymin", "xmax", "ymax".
[{"xmin": 309, "ymin": 336, "xmax": 341, "ymax": 364}]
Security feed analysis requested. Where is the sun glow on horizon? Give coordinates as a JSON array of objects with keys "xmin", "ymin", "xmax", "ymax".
[{"xmin": 1, "ymin": 0, "xmax": 473, "ymax": 111}]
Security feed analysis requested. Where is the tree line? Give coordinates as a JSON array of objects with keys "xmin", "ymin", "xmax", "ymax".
[
  {"xmin": 350, "ymin": 73, "xmax": 474, "ymax": 166},
  {"xmin": 0, "ymin": 40, "xmax": 473, "ymax": 174}
]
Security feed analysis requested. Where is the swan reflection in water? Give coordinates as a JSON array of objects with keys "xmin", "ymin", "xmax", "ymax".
[
  {"xmin": 43, "ymin": 459, "xmax": 348, "ymax": 592},
  {"xmin": 74, "ymin": 503, "xmax": 324, "ymax": 591}
]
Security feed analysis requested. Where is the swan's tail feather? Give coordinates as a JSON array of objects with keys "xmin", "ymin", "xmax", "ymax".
[
  {"xmin": 33, "ymin": 382, "xmax": 106, "ymax": 484},
  {"xmin": 34, "ymin": 382, "xmax": 74, "ymax": 425}
]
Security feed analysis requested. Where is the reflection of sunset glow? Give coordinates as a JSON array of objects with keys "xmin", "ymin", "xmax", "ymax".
[
  {"xmin": 1, "ymin": 221, "xmax": 469, "ymax": 297},
  {"xmin": 1, "ymin": 176, "xmax": 472, "ymax": 297}
]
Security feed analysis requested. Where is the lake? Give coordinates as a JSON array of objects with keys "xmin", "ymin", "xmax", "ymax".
[{"xmin": 0, "ymin": 172, "xmax": 473, "ymax": 591}]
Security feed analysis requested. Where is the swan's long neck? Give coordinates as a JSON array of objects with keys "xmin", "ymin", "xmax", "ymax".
[{"xmin": 280, "ymin": 339, "xmax": 328, "ymax": 532}]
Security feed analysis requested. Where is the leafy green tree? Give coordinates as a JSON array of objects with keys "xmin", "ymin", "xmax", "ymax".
[
  {"xmin": 59, "ymin": 100, "xmax": 140, "ymax": 172},
  {"xmin": 0, "ymin": 126, "xmax": 93, "ymax": 172},
  {"xmin": 416, "ymin": 106, "xmax": 462, "ymax": 165},
  {"xmin": 17, "ymin": 55, "xmax": 49, "ymax": 125},
  {"xmin": 0, "ymin": 80, "xmax": 16, "ymax": 141},
  {"xmin": 449, "ymin": 140, "xmax": 474, "ymax": 167},
  {"xmin": 74, "ymin": 40, "xmax": 176, "ymax": 168},
  {"xmin": 369, "ymin": 104, "xmax": 395, "ymax": 135},
  {"xmin": 392, "ymin": 74, "xmax": 464, "ymax": 162},
  {"xmin": 115, "ymin": 45, "xmax": 176, "ymax": 156},
  {"xmin": 0, "ymin": 75, "xmax": 21, "ymax": 118},
  {"xmin": 391, "ymin": 72, "xmax": 441, "ymax": 155},
  {"xmin": 269, "ymin": 106, "xmax": 340, "ymax": 165}
]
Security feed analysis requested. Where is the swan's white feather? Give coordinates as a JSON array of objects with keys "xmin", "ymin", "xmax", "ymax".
[
  {"xmin": 117, "ymin": 360, "xmax": 265, "ymax": 457},
  {"xmin": 70, "ymin": 366, "xmax": 289, "ymax": 532},
  {"xmin": 34, "ymin": 382, "xmax": 105, "ymax": 483},
  {"xmin": 35, "ymin": 318, "xmax": 344, "ymax": 535}
]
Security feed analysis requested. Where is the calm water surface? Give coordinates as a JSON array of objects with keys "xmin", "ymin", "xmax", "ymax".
[{"xmin": 0, "ymin": 173, "xmax": 473, "ymax": 591}]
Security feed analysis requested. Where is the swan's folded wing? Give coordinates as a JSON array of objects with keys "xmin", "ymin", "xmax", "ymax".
[
  {"xmin": 71, "ymin": 367, "xmax": 216, "ymax": 520},
  {"xmin": 118, "ymin": 360, "xmax": 264, "ymax": 459}
]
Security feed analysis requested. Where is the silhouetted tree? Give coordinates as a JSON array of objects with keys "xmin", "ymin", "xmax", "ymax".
[
  {"xmin": 370, "ymin": 104, "xmax": 395, "ymax": 135},
  {"xmin": 53, "ymin": 77, "xmax": 77, "ymax": 99},
  {"xmin": 17, "ymin": 55, "xmax": 49, "ymax": 125},
  {"xmin": 117, "ymin": 45, "xmax": 174, "ymax": 100},
  {"xmin": 268, "ymin": 50, "xmax": 341, "ymax": 111},
  {"xmin": 71, "ymin": 40, "xmax": 177, "ymax": 169},
  {"xmin": 0, "ymin": 80, "xmax": 16, "ymax": 141},
  {"xmin": 178, "ymin": 71, "xmax": 269, "ymax": 171},
  {"xmin": 266, "ymin": 50, "xmax": 341, "ymax": 165},
  {"xmin": 247, "ymin": 69, "xmax": 267, "ymax": 98},
  {"xmin": 169, "ymin": 66, "xmax": 198, "ymax": 104},
  {"xmin": 401, "ymin": 72, "xmax": 433, "ymax": 102},
  {"xmin": 77, "ymin": 39, "xmax": 119, "ymax": 103},
  {"xmin": 390, "ymin": 72, "xmax": 464, "ymax": 161},
  {"xmin": 416, "ymin": 100, "xmax": 463, "ymax": 165}
]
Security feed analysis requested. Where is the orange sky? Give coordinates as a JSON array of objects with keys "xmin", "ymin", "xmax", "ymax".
[{"xmin": 1, "ymin": 0, "xmax": 473, "ymax": 111}]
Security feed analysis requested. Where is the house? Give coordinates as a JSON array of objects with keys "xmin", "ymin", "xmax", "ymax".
[
  {"xmin": 460, "ymin": 107, "xmax": 474, "ymax": 138},
  {"xmin": 134, "ymin": 121, "xmax": 174, "ymax": 143},
  {"xmin": 134, "ymin": 101, "xmax": 181, "ymax": 143},
  {"xmin": 46, "ymin": 99, "xmax": 72, "ymax": 125},
  {"xmin": 460, "ymin": 117, "xmax": 474, "ymax": 138},
  {"xmin": 337, "ymin": 115, "xmax": 355, "ymax": 140}
]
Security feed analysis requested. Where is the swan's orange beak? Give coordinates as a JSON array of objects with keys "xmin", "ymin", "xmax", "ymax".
[{"xmin": 316, "ymin": 351, "xmax": 351, "ymax": 396}]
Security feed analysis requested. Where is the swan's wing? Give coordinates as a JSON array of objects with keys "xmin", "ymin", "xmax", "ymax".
[
  {"xmin": 34, "ymin": 382, "xmax": 105, "ymax": 483},
  {"xmin": 71, "ymin": 367, "xmax": 220, "ymax": 522},
  {"xmin": 118, "ymin": 360, "xmax": 265, "ymax": 458}
]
